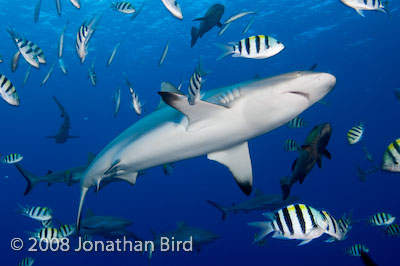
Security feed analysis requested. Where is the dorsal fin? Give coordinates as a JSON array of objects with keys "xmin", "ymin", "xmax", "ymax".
[
  {"xmin": 158, "ymin": 91, "xmax": 226, "ymax": 130},
  {"xmin": 156, "ymin": 82, "xmax": 184, "ymax": 109}
]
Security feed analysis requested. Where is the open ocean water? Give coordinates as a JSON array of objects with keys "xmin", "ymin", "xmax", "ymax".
[{"xmin": 0, "ymin": 0, "xmax": 399, "ymax": 265}]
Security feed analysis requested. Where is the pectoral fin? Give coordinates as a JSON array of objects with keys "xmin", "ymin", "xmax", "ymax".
[
  {"xmin": 193, "ymin": 17, "xmax": 206, "ymax": 21},
  {"xmin": 207, "ymin": 142, "xmax": 253, "ymax": 195},
  {"xmin": 158, "ymin": 91, "xmax": 227, "ymax": 131},
  {"xmin": 355, "ymin": 9, "xmax": 365, "ymax": 17}
]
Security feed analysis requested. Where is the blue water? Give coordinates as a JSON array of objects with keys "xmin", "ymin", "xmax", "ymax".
[{"xmin": 1, "ymin": 0, "xmax": 399, "ymax": 265}]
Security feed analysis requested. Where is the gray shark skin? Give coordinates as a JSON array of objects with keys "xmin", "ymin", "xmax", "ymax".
[
  {"xmin": 207, "ymin": 189, "xmax": 300, "ymax": 220},
  {"xmin": 150, "ymin": 222, "xmax": 219, "ymax": 257},
  {"xmin": 79, "ymin": 209, "xmax": 132, "ymax": 234},
  {"xmin": 281, "ymin": 123, "xmax": 332, "ymax": 200},
  {"xmin": 191, "ymin": 4, "xmax": 225, "ymax": 47},
  {"xmin": 76, "ymin": 71, "xmax": 336, "ymax": 229},
  {"xmin": 47, "ymin": 96, "xmax": 79, "ymax": 144},
  {"xmin": 15, "ymin": 153, "xmax": 96, "ymax": 195}
]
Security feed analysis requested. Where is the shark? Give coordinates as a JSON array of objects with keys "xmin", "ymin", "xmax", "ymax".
[
  {"xmin": 191, "ymin": 4, "xmax": 225, "ymax": 47},
  {"xmin": 15, "ymin": 153, "xmax": 96, "ymax": 195},
  {"xmin": 280, "ymin": 123, "xmax": 332, "ymax": 200},
  {"xmin": 47, "ymin": 96, "xmax": 79, "ymax": 144},
  {"xmin": 76, "ymin": 71, "xmax": 336, "ymax": 229},
  {"xmin": 207, "ymin": 189, "xmax": 300, "ymax": 220},
  {"xmin": 79, "ymin": 209, "xmax": 132, "ymax": 235}
]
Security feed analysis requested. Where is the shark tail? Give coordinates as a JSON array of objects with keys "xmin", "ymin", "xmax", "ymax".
[
  {"xmin": 216, "ymin": 43, "xmax": 234, "ymax": 60},
  {"xmin": 15, "ymin": 164, "xmax": 40, "ymax": 195},
  {"xmin": 248, "ymin": 221, "xmax": 273, "ymax": 244},
  {"xmin": 191, "ymin": 27, "xmax": 199, "ymax": 47},
  {"xmin": 77, "ymin": 187, "xmax": 89, "ymax": 234},
  {"xmin": 280, "ymin": 176, "xmax": 292, "ymax": 201},
  {"xmin": 206, "ymin": 200, "xmax": 228, "ymax": 220}
]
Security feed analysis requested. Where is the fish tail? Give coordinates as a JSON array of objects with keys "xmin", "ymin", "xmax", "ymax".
[
  {"xmin": 191, "ymin": 27, "xmax": 199, "ymax": 47},
  {"xmin": 280, "ymin": 176, "xmax": 292, "ymax": 200},
  {"xmin": 15, "ymin": 203, "xmax": 26, "ymax": 213},
  {"xmin": 216, "ymin": 43, "xmax": 234, "ymax": 60},
  {"xmin": 15, "ymin": 164, "xmax": 40, "ymax": 195},
  {"xmin": 247, "ymin": 221, "xmax": 274, "ymax": 243},
  {"xmin": 206, "ymin": 200, "xmax": 228, "ymax": 220}
]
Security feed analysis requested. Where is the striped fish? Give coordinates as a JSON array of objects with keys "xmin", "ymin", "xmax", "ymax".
[
  {"xmin": 70, "ymin": 0, "xmax": 81, "ymax": 9},
  {"xmin": 347, "ymin": 244, "xmax": 369, "ymax": 256},
  {"xmin": 76, "ymin": 15, "xmax": 100, "ymax": 63},
  {"xmin": 337, "ymin": 212, "xmax": 353, "ymax": 239},
  {"xmin": 283, "ymin": 139, "xmax": 300, "ymax": 152},
  {"xmin": 340, "ymin": 0, "xmax": 388, "ymax": 17},
  {"xmin": 385, "ymin": 223, "xmax": 400, "ymax": 237},
  {"xmin": 320, "ymin": 210, "xmax": 344, "ymax": 242},
  {"xmin": 368, "ymin": 212, "xmax": 395, "ymax": 226},
  {"xmin": 188, "ymin": 71, "xmax": 202, "ymax": 105},
  {"xmin": 287, "ymin": 117, "xmax": 307, "ymax": 128},
  {"xmin": 217, "ymin": 35, "xmax": 284, "ymax": 60},
  {"xmin": 382, "ymin": 139, "xmax": 400, "ymax": 172},
  {"xmin": 42, "ymin": 219, "xmax": 53, "ymax": 228},
  {"xmin": 7, "ymin": 29, "xmax": 46, "ymax": 68},
  {"xmin": 125, "ymin": 73, "xmax": 142, "ymax": 115},
  {"xmin": 31, "ymin": 227, "xmax": 61, "ymax": 241},
  {"xmin": 0, "ymin": 74, "xmax": 19, "ymax": 106},
  {"xmin": 18, "ymin": 257, "xmax": 34, "ymax": 266},
  {"xmin": 347, "ymin": 123, "xmax": 364, "ymax": 145},
  {"xmin": 111, "ymin": 2, "xmax": 136, "ymax": 14},
  {"xmin": 17, "ymin": 205, "xmax": 52, "ymax": 221},
  {"xmin": 11, "ymin": 51, "xmax": 20, "ymax": 72},
  {"xmin": 248, "ymin": 204, "xmax": 329, "ymax": 246},
  {"xmin": 58, "ymin": 224, "xmax": 76, "ymax": 238},
  {"xmin": 1, "ymin": 153, "xmax": 23, "ymax": 163}
]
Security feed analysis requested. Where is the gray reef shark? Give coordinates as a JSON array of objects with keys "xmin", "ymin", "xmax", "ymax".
[
  {"xmin": 47, "ymin": 96, "xmax": 79, "ymax": 144},
  {"xmin": 191, "ymin": 4, "xmax": 225, "ymax": 47},
  {"xmin": 280, "ymin": 123, "xmax": 332, "ymax": 200},
  {"xmin": 76, "ymin": 71, "xmax": 336, "ymax": 229},
  {"xmin": 15, "ymin": 153, "xmax": 96, "ymax": 195},
  {"xmin": 207, "ymin": 189, "xmax": 300, "ymax": 220}
]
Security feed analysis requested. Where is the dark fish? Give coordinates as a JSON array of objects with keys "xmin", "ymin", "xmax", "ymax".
[
  {"xmin": 309, "ymin": 63, "xmax": 317, "ymax": 71},
  {"xmin": 280, "ymin": 123, "xmax": 332, "ymax": 200},
  {"xmin": 191, "ymin": 4, "xmax": 225, "ymax": 47},
  {"xmin": 46, "ymin": 96, "xmax": 79, "ymax": 144},
  {"xmin": 34, "ymin": 0, "xmax": 42, "ymax": 23},
  {"xmin": 360, "ymin": 251, "xmax": 378, "ymax": 266}
]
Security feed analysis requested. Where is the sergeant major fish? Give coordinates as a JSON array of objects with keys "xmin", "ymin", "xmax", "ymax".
[
  {"xmin": 0, "ymin": 74, "xmax": 19, "ymax": 106},
  {"xmin": 125, "ymin": 73, "xmax": 142, "ymax": 115},
  {"xmin": 280, "ymin": 123, "xmax": 332, "ymax": 200},
  {"xmin": 111, "ymin": 2, "xmax": 136, "ymax": 14},
  {"xmin": 283, "ymin": 139, "xmax": 301, "ymax": 152},
  {"xmin": 340, "ymin": 0, "xmax": 389, "ymax": 17},
  {"xmin": 287, "ymin": 117, "xmax": 307, "ymax": 128},
  {"xmin": 347, "ymin": 244, "xmax": 369, "ymax": 256},
  {"xmin": 347, "ymin": 123, "xmax": 364, "ymax": 145},
  {"xmin": 368, "ymin": 212, "xmax": 395, "ymax": 226},
  {"xmin": 18, "ymin": 257, "xmax": 34, "ymax": 266},
  {"xmin": 381, "ymin": 138, "xmax": 400, "ymax": 172},
  {"xmin": 16, "ymin": 205, "xmax": 52, "ymax": 221},
  {"xmin": 2, "ymin": 153, "xmax": 23, "ymax": 163},
  {"xmin": 76, "ymin": 15, "xmax": 101, "ymax": 63}
]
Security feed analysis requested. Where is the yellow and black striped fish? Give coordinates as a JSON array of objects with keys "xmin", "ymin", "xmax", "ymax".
[
  {"xmin": 249, "ymin": 204, "xmax": 328, "ymax": 246},
  {"xmin": 58, "ymin": 224, "xmax": 76, "ymax": 238},
  {"xmin": 0, "ymin": 74, "xmax": 19, "ymax": 106},
  {"xmin": 32, "ymin": 227, "xmax": 61, "ymax": 241},
  {"xmin": 382, "ymin": 138, "xmax": 400, "ymax": 172},
  {"xmin": 347, "ymin": 124, "xmax": 364, "ymax": 145},
  {"xmin": 368, "ymin": 212, "xmax": 395, "ymax": 226},
  {"xmin": 217, "ymin": 35, "xmax": 284, "ymax": 60},
  {"xmin": 111, "ymin": 2, "xmax": 136, "ymax": 14},
  {"xmin": 283, "ymin": 139, "xmax": 300, "ymax": 152},
  {"xmin": 385, "ymin": 223, "xmax": 400, "ymax": 237},
  {"xmin": 188, "ymin": 71, "xmax": 202, "ymax": 105},
  {"xmin": 2, "ymin": 153, "xmax": 23, "ymax": 164},
  {"xmin": 17, "ymin": 204, "xmax": 52, "ymax": 221},
  {"xmin": 320, "ymin": 210, "xmax": 344, "ymax": 242},
  {"xmin": 18, "ymin": 257, "xmax": 34, "ymax": 266},
  {"xmin": 287, "ymin": 117, "xmax": 307, "ymax": 128},
  {"xmin": 347, "ymin": 244, "xmax": 369, "ymax": 256}
]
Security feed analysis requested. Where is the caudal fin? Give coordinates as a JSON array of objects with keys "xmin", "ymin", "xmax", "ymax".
[
  {"xmin": 216, "ymin": 43, "xmax": 234, "ymax": 60},
  {"xmin": 280, "ymin": 176, "xmax": 292, "ymax": 201},
  {"xmin": 248, "ymin": 221, "xmax": 274, "ymax": 243},
  {"xmin": 206, "ymin": 200, "xmax": 228, "ymax": 220},
  {"xmin": 15, "ymin": 164, "xmax": 40, "ymax": 195}
]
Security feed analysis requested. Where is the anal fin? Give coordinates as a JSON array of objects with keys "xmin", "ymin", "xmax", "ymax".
[{"xmin": 208, "ymin": 142, "xmax": 253, "ymax": 195}]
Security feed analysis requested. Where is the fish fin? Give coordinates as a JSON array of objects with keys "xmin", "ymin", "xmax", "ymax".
[
  {"xmin": 216, "ymin": 43, "xmax": 234, "ymax": 60},
  {"xmin": 87, "ymin": 152, "xmax": 96, "ymax": 164},
  {"xmin": 317, "ymin": 157, "xmax": 322, "ymax": 168},
  {"xmin": 217, "ymin": 21, "xmax": 223, "ymax": 27},
  {"xmin": 254, "ymin": 188, "xmax": 264, "ymax": 197},
  {"xmin": 262, "ymin": 212, "xmax": 275, "ymax": 221},
  {"xmin": 158, "ymin": 91, "xmax": 226, "ymax": 130},
  {"xmin": 191, "ymin": 27, "xmax": 199, "ymax": 47},
  {"xmin": 247, "ymin": 221, "xmax": 273, "ymax": 243},
  {"xmin": 291, "ymin": 159, "xmax": 297, "ymax": 172},
  {"xmin": 15, "ymin": 164, "xmax": 40, "ymax": 196},
  {"xmin": 156, "ymin": 82, "xmax": 184, "ymax": 109},
  {"xmin": 206, "ymin": 200, "xmax": 228, "ymax": 220},
  {"xmin": 113, "ymin": 172, "xmax": 139, "ymax": 186},
  {"xmin": 355, "ymin": 9, "xmax": 365, "ymax": 17},
  {"xmin": 324, "ymin": 237, "xmax": 336, "ymax": 243},
  {"xmin": 298, "ymin": 239, "xmax": 313, "ymax": 246},
  {"xmin": 280, "ymin": 176, "xmax": 291, "ymax": 201},
  {"xmin": 76, "ymin": 186, "xmax": 89, "ymax": 234},
  {"xmin": 104, "ymin": 159, "xmax": 121, "ymax": 175},
  {"xmin": 322, "ymin": 148, "xmax": 331, "ymax": 159},
  {"xmin": 207, "ymin": 142, "xmax": 253, "ymax": 195},
  {"xmin": 193, "ymin": 17, "xmax": 205, "ymax": 21}
]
